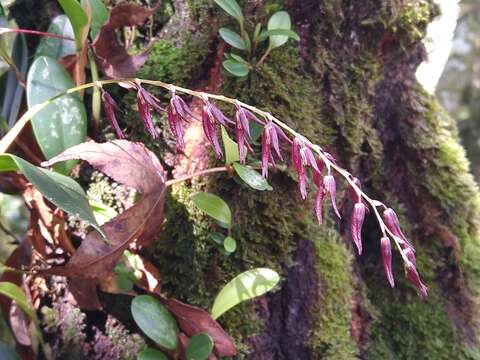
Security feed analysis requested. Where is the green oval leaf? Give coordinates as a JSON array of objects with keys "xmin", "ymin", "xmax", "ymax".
[
  {"xmin": 0, "ymin": 341, "xmax": 20, "ymax": 360},
  {"xmin": 211, "ymin": 268, "xmax": 280, "ymax": 319},
  {"xmin": 27, "ymin": 56, "xmax": 87, "ymax": 174},
  {"xmin": 81, "ymin": 0, "xmax": 108, "ymax": 39},
  {"xmin": 222, "ymin": 59, "xmax": 249, "ymax": 77},
  {"xmin": 192, "ymin": 192, "xmax": 232, "ymax": 229},
  {"xmin": 221, "ymin": 126, "xmax": 240, "ymax": 164},
  {"xmin": 131, "ymin": 295, "xmax": 179, "ymax": 350},
  {"xmin": 185, "ymin": 333, "xmax": 214, "ymax": 360},
  {"xmin": 58, "ymin": 0, "xmax": 88, "ymax": 49},
  {"xmin": 223, "ymin": 236, "xmax": 237, "ymax": 253},
  {"xmin": 0, "ymin": 282, "xmax": 36, "ymax": 321},
  {"xmin": 267, "ymin": 11, "xmax": 292, "ymax": 49},
  {"xmin": 36, "ymin": 15, "xmax": 76, "ymax": 59},
  {"xmin": 219, "ymin": 28, "xmax": 245, "ymax": 50},
  {"xmin": 233, "ymin": 163, "xmax": 273, "ymax": 191},
  {"xmin": 258, "ymin": 29, "xmax": 299, "ymax": 43},
  {"xmin": 214, "ymin": 0, "xmax": 243, "ymax": 23},
  {"xmin": 0, "ymin": 154, "xmax": 101, "ymax": 235},
  {"xmin": 138, "ymin": 348, "xmax": 168, "ymax": 360}
]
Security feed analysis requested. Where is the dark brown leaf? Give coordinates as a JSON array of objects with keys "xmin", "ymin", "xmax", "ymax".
[
  {"xmin": 164, "ymin": 298, "xmax": 236, "ymax": 357},
  {"xmin": 92, "ymin": 2, "xmax": 160, "ymax": 78},
  {"xmin": 68, "ymin": 278, "xmax": 102, "ymax": 310},
  {"xmin": 42, "ymin": 140, "xmax": 166, "ymax": 279}
]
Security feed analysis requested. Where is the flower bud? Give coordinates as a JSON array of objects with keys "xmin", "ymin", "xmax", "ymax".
[
  {"xmin": 383, "ymin": 208, "xmax": 413, "ymax": 248},
  {"xmin": 348, "ymin": 177, "xmax": 362, "ymax": 204},
  {"xmin": 381, "ymin": 236, "xmax": 395, "ymax": 288},
  {"xmin": 101, "ymin": 90, "xmax": 124, "ymax": 139},
  {"xmin": 315, "ymin": 187, "xmax": 325, "ymax": 224},
  {"xmin": 405, "ymin": 261, "xmax": 428, "ymax": 298},
  {"xmin": 351, "ymin": 202, "xmax": 366, "ymax": 255}
]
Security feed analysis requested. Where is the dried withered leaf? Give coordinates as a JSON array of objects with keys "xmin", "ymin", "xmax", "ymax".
[
  {"xmin": 92, "ymin": 2, "xmax": 160, "ymax": 78},
  {"xmin": 68, "ymin": 278, "xmax": 102, "ymax": 310},
  {"xmin": 164, "ymin": 298, "xmax": 236, "ymax": 357},
  {"xmin": 42, "ymin": 141, "xmax": 166, "ymax": 279}
]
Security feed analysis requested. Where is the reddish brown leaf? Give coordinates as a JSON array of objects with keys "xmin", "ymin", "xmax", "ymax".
[
  {"xmin": 92, "ymin": 2, "xmax": 160, "ymax": 78},
  {"xmin": 68, "ymin": 278, "xmax": 102, "ymax": 310},
  {"xmin": 42, "ymin": 140, "xmax": 166, "ymax": 279},
  {"xmin": 164, "ymin": 298, "xmax": 236, "ymax": 357}
]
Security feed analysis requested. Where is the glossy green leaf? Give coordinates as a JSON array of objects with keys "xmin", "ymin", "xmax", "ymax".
[
  {"xmin": 27, "ymin": 56, "xmax": 87, "ymax": 174},
  {"xmin": 214, "ymin": 0, "xmax": 243, "ymax": 23},
  {"xmin": 258, "ymin": 29, "xmax": 299, "ymax": 42},
  {"xmin": 267, "ymin": 11, "xmax": 292, "ymax": 49},
  {"xmin": 89, "ymin": 199, "xmax": 118, "ymax": 225},
  {"xmin": 58, "ymin": 0, "xmax": 88, "ymax": 49},
  {"xmin": 1, "ymin": 32, "xmax": 27, "ymax": 128},
  {"xmin": 0, "ymin": 282, "xmax": 36, "ymax": 321},
  {"xmin": 222, "ymin": 59, "xmax": 249, "ymax": 77},
  {"xmin": 185, "ymin": 333, "xmax": 214, "ymax": 360},
  {"xmin": 191, "ymin": 192, "xmax": 232, "ymax": 229},
  {"xmin": 211, "ymin": 268, "xmax": 279, "ymax": 319},
  {"xmin": 36, "ymin": 15, "xmax": 76, "ymax": 59},
  {"xmin": 223, "ymin": 236, "xmax": 237, "ymax": 253},
  {"xmin": 131, "ymin": 295, "xmax": 179, "ymax": 350},
  {"xmin": 233, "ymin": 163, "xmax": 273, "ymax": 191},
  {"xmin": 81, "ymin": 0, "xmax": 108, "ymax": 39},
  {"xmin": 138, "ymin": 348, "xmax": 168, "ymax": 360},
  {"xmin": 210, "ymin": 232, "xmax": 225, "ymax": 246},
  {"xmin": 253, "ymin": 23, "xmax": 262, "ymax": 43},
  {"xmin": 229, "ymin": 53, "xmax": 248, "ymax": 64},
  {"xmin": 219, "ymin": 28, "xmax": 245, "ymax": 50},
  {"xmin": 0, "ymin": 341, "xmax": 20, "ymax": 360},
  {"xmin": 0, "ymin": 154, "xmax": 101, "ymax": 234},
  {"xmin": 221, "ymin": 126, "xmax": 239, "ymax": 164}
]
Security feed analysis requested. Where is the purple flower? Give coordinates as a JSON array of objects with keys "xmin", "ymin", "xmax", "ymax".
[
  {"xmin": 381, "ymin": 236, "xmax": 395, "ymax": 288},
  {"xmin": 323, "ymin": 175, "xmax": 341, "ymax": 218},
  {"xmin": 291, "ymin": 137, "xmax": 320, "ymax": 200},
  {"xmin": 235, "ymin": 104, "xmax": 259, "ymax": 163},
  {"xmin": 351, "ymin": 202, "xmax": 366, "ymax": 255},
  {"xmin": 101, "ymin": 90, "xmax": 124, "ymax": 139},
  {"xmin": 136, "ymin": 85, "xmax": 164, "ymax": 139},
  {"xmin": 403, "ymin": 247, "xmax": 416, "ymax": 267},
  {"xmin": 202, "ymin": 101, "xmax": 226, "ymax": 158},
  {"xmin": 405, "ymin": 260, "xmax": 428, "ymax": 298},
  {"xmin": 315, "ymin": 186, "xmax": 325, "ymax": 224},
  {"xmin": 383, "ymin": 208, "xmax": 414, "ymax": 249},
  {"xmin": 261, "ymin": 120, "xmax": 284, "ymax": 177},
  {"xmin": 167, "ymin": 93, "xmax": 195, "ymax": 151}
]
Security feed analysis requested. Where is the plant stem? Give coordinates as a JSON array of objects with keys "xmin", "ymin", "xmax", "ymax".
[
  {"xmin": 88, "ymin": 50, "xmax": 101, "ymax": 135},
  {"xmin": 165, "ymin": 166, "xmax": 229, "ymax": 187},
  {"xmin": 0, "ymin": 28, "xmax": 74, "ymax": 41},
  {"xmin": 0, "ymin": 76, "xmax": 403, "ymax": 251},
  {"xmin": 256, "ymin": 47, "xmax": 271, "ymax": 68}
]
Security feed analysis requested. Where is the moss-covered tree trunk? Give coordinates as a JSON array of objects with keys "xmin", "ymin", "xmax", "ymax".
[{"xmin": 12, "ymin": 0, "xmax": 480, "ymax": 358}]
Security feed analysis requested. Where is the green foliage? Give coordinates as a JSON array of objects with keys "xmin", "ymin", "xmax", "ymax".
[
  {"xmin": 214, "ymin": 1, "xmax": 299, "ymax": 77},
  {"xmin": 211, "ymin": 268, "xmax": 279, "ymax": 319},
  {"xmin": 138, "ymin": 348, "xmax": 168, "ymax": 360},
  {"xmin": 131, "ymin": 295, "xmax": 179, "ymax": 350},
  {"xmin": 191, "ymin": 192, "xmax": 232, "ymax": 229},
  {"xmin": 233, "ymin": 163, "xmax": 273, "ymax": 191},
  {"xmin": 26, "ymin": 56, "xmax": 87, "ymax": 174},
  {"xmin": 185, "ymin": 333, "xmax": 214, "ymax": 360},
  {"xmin": 0, "ymin": 341, "xmax": 19, "ymax": 360},
  {"xmin": 35, "ymin": 15, "xmax": 75, "ymax": 59},
  {"xmin": 57, "ymin": 0, "xmax": 88, "ymax": 49}
]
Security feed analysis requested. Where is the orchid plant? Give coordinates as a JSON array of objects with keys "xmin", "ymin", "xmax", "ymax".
[{"xmin": 1, "ymin": 76, "xmax": 428, "ymax": 298}]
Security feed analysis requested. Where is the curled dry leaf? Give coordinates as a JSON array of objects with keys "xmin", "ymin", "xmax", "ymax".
[
  {"xmin": 68, "ymin": 278, "xmax": 102, "ymax": 310},
  {"xmin": 42, "ymin": 140, "xmax": 166, "ymax": 279},
  {"xmin": 164, "ymin": 298, "xmax": 236, "ymax": 358},
  {"xmin": 92, "ymin": 2, "xmax": 160, "ymax": 78}
]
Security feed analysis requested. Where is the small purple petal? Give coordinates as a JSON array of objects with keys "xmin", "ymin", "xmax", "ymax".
[
  {"xmin": 323, "ymin": 175, "xmax": 341, "ymax": 218},
  {"xmin": 202, "ymin": 103, "xmax": 223, "ymax": 158},
  {"xmin": 348, "ymin": 177, "xmax": 362, "ymax": 204},
  {"xmin": 101, "ymin": 90, "xmax": 124, "ymax": 139},
  {"xmin": 381, "ymin": 236, "xmax": 395, "ymax": 288},
  {"xmin": 405, "ymin": 261, "xmax": 428, "ymax": 298},
  {"xmin": 351, "ymin": 202, "xmax": 366, "ymax": 255},
  {"xmin": 315, "ymin": 187, "xmax": 325, "ymax": 224},
  {"xmin": 137, "ymin": 89, "xmax": 158, "ymax": 138}
]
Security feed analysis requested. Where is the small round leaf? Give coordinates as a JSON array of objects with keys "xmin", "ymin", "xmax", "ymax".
[
  {"xmin": 185, "ymin": 333, "xmax": 214, "ymax": 360},
  {"xmin": 222, "ymin": 59, "xmax": 249, "ymax": 77},
  {"xmin": 138, "ymin": 347, "xmax": 168, "ymax": 360},
  {"xmin": 131, "ymin": 295, "xmax": 179, "ymax": 350},
  {"xmin": 223, "ymin": 236, "xmax": 237, "ymax": 253},
  {"xmin": 267, "ymin": 11, "xmax": 292, "ymax": 49},
  {"xmin": 219, "ymin": 28, "xmax": 246, "ymax": 50}
]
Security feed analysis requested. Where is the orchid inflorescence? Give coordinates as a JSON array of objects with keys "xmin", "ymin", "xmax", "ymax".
[{"xmin": 100, "ymin": 79, "xmax": 428, "ymax": 297}]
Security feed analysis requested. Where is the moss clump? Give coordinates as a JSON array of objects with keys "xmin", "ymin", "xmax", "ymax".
[
  {"xmin": 391, "ymin": 0, "xmax": 436, "ymax": 46},
  {"xmin": 309, "ymin": 228, "xmax": 358, "ymax": 360}
]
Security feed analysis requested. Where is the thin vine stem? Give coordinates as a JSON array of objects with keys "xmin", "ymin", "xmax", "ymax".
[
  {"xmin": 165, "ymin": 166, "xmax": 229, "ymax": 187},
  {"xmin": 0, "ymin": 77, "xmax": 400, "ymax": 250}
]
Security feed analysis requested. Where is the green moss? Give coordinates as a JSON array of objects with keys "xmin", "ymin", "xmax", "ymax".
[
  {"xmin": 391, "ymin": 0, "xmax": 436, "ymax": 46},
  {"xmin": 309, "ymin": 228, "xmax": 357, "ymax": 360}
]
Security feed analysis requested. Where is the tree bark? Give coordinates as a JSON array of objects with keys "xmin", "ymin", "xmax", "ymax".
[{"xmin": 10, "ymin": 0, "xmax": 480, "ymax": 359}]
